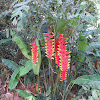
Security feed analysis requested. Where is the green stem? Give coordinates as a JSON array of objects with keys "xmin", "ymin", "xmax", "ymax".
[
  {"xmin": 37, "ymin": 74, "xmax": 40, "ymax": 100},
  {"xmin": 68, "ymin": 52, "xmax": 73, "ymax": 84},
  {"xmin": 43, "ymin": 64, "xmax": 47, "ymax": 92},
  {"xmin": 48, "ymin": 58, "xmax": 51, "ymax": 85},
  {"xmin": 60, "ymin": 81, "xmax": 64, "ymax": 94},
  {"xmin": 48, "ymin": 58, "xmax": 54, "ymax": 98},
  {"xmin": 65, "ymin": 82, "xmax": 74, "ymax": 100},
  {"xmin": 53, "ymin": 69, "xmax": 60, "ymax": 95}
]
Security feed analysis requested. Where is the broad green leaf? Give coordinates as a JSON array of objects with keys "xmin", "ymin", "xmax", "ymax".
[
  {"xmin": 80, "ymin": 1, "xmax": 87, "ymax": 9},
  {"xmin": 12, "ymin": 10, "xmax": 22, "ymax": 18},
  {"xmin": 72, "ymin": 20, "xmax": 78, "ymax": 26},
  {"xmin": 32, "ymin": 39, "xmax": 41, "ymax": 75},
  {"xmin": 55, "ymin": 19, "xmax": 69, "ymax": 32},
  {"xmin": 16, "ymin": 89, "xmax": 36, "ymax": 100},
  {"xmin": 71, "ymin": 98, "xmax": 77, "ymax": 100},
  {"xmin": 10, "ymin": 30, "xmax": 31, "ymax": 59},
  {"xmin": 78, "ymin": 35, "xmax": 87, "ymax": 51},
  {"xmin": 77, "ymin": 55, "xmax": 84, "ymax": 62},
  {"xmin": 12, "ymin": 17, "xmax": 17, "ymax": 25},
  {"xmin": 78, "ymin": 41, "xmax": 87, "ymax": 51},
  {"xmin": 2, "ymin": 59, "xmax": 19, "ymax": 71},
  {"xmin": 55, "ymin": 19, "xmax": 65, "ymax": 32},
  {"xmin": 69, "ymin": 19, "xmax": 78, "ymax": 27},
  {"xmin": 85, "ymin": 12, "xmax": 96, "ymax": 24},
  {"xmin": 8, "ymin": 67, "xmax": 21, "ymax": 89},
  {"xmin": 66, "ymin": 18, "xmax": 78, "ymax": 27},
  {"xmin": 72, "ymin": 75, "xmax": 100, "ymax": 88},
  {"xmin": 20, "ymin": 60, "xmax": 32, "ymax": 76},
  {"xmin": 17, "ymin": 20, "xmax": 23, "ymax": 31},
  {"xmin": 0, "ymin": 38, "xmax": 12, "ymax": 45},
  {"xmin": 86, "ymin": 42, "xmax": 100, "ymax": 52},
  {"xmin": 92, "ymin": 90, "xmax": 99, "ymax": 100}
]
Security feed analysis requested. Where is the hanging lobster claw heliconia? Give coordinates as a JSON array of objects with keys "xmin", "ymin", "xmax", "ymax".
[{"xmin": 44, "ymin": 30, "xmax": 70, "ymax": 81}]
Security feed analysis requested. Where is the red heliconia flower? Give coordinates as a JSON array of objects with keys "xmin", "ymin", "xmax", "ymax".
[
  {"xmin": 44, "ymin": 30, "xmax": 54, "ymax": 59},
  {"xmin": 31, "ymin": 43, "xmax": 38, "ymax": 65},
  {"xmin": 87, "ymin": 69, "xmax": 90, "ymax": 71},
  {"xmin": 92, "ymin": 51, "xmax": 98, "ymax": 68},
  {"xmin": 60, "ymin": 70, "xmax": 67, "ymax": 81},
  {"xmin": 94, "ymin": 61, "xmax": 97, "ymax": 68},
  {"xmin": 55, "ymin": 38, "xmax": 60, "ymax": 68},
  {"xmin": 57, "ymin": 34, "xmax": 70, "ymax": 81},
  {"xmin": 35, "ymin": 82, "xmax": 41, "ymax": 93}
]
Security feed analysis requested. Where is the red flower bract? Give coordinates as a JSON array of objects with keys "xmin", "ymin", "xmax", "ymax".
[
  {"xmin": 60, "ymin": 70, "xmax": 67, "ymax": 81},
  {"xmin": 31, "ymin": 43, "xmax": 38, "ymax": 65},
  {"xmin": 56, "ymin": 34, "xmax": 70, "ymax": 81},
  {"xmin": 44, "ymin": 30, "xmax": 54, "ymax": 59},
  {"xmin": 94, "ymin": 61, "xmax": 97, "ymax": 68},
  {"xmin": 44, "ymin": 31, "xmax": 70, "ymax": 81},
  {"xmin": 55, "ymin": 38, "xmax": 60, "ymax": 68}
]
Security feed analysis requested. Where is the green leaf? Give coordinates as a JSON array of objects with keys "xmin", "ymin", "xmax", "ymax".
[
  {"xmin": 71, "ymin": 98, "xmax": 77, "ymax": 100},
  {"xmin": 13, "ymin": 1, "xmax": 31, "ymax": 8},
  {"xmin": 86, "ymin": 42, "xmax": 100, "ymax": 52},
  {"xmin": 70, "ymin": 19, "xmax": 78, "ymax": 26},
  {"xmin": 20, "ymin": 60, "xmax": 32, "ymax": 76},
  {"xmin": 69, "ymin": 19, "xmax": 78, "ymax": 27},
  {"xmin": 45, "ymin": 87, "xmax": 51, "ymax": 97},
  {"xmin": 17, "ymin": 20, "xmax": 23, "ymax": 31},
  {"xmin": 78, "ymin": 35, "xmax": 87, "ymax": 51},
  {"xmin": 77, "ymin": 55, "xmax": 84, "ymax": 62},
  {"xmin": 78, "ymin": 41, "xmax": 87, "ymax": 51},
  {"xmin": 25, "ymin": 71, "xmax": 34, "ymax": 84},
  {"xmin": 98, "ymin": 35, "xmax": 100, "ymax": 42},
  {"xmin": 0, "ymin": 38, "xmax": 12, "ymax": 45},
  {"xmin": 16, "ymin": 89, "xmax": 36, "ymax": 100},
  {"xmin": 92, "ymin": 90, "xmax": 99, "ymax": 100},
  {"xmin": 26, "ymin": 96, "xmax": 35, "ymax": 100},
  {"xmin": 72, "ymin": 20, "xmax": 78, "ymax": 26},
  {"xmin": 55, "ymin": 19, "xmax": 69, "ymax": 32},
  {"xmin": 97, "ymin": 92, "xmax": 100, "ymax": 97},
  {"xmin": 85, "ymin": 13, "xmax": 96, "ymax": 24},
  {"xmin": 10, "ymin": 30, "xmax": 31, "ymax": 59},
  {"xmin": 80, "ymin": 1, "xmax": 87, "ymax": 9},
  {"xmin": 72, "ymin": 75, "xmax": 100, "ymax": 89},
  {"xmin": 32, "ymin": 39, "xmax": 41, "ymax": 75},
  {"xmin": 12, "ymin": 17, "xmax": 17, "ymax": 25},
  {"xmin": 45, "ymin": 97, "xmax": 51, "ymax": 100},
  {"xmin": 2, "ymin": 59, "xmax": 19, "ymax": 71},
  {"xmin": 88, "ymin": 96, "xmax": 94, "ymax": 100},
  {"xmin": 8, "ymin": 68, "xmax": 21, "ymax": 89}
]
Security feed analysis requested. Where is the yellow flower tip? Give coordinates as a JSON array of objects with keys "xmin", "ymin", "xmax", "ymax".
[
  {"xmin": 69, "ymin": 51, "xmax": 71, "ymax": 53},
  {"xmin": 51, "ymin": 58, "xmax": 54, "ymax": 60}
]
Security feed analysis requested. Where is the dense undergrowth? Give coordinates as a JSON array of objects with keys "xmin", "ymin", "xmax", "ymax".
[{"xmin": 0, "ymin": 0, "xmax": 100, "ymax": 100}]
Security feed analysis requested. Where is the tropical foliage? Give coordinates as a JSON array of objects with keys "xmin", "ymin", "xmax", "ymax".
[{"xmin": 0, "ymin": 0, "xmax": 100, "ymax": 100}]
